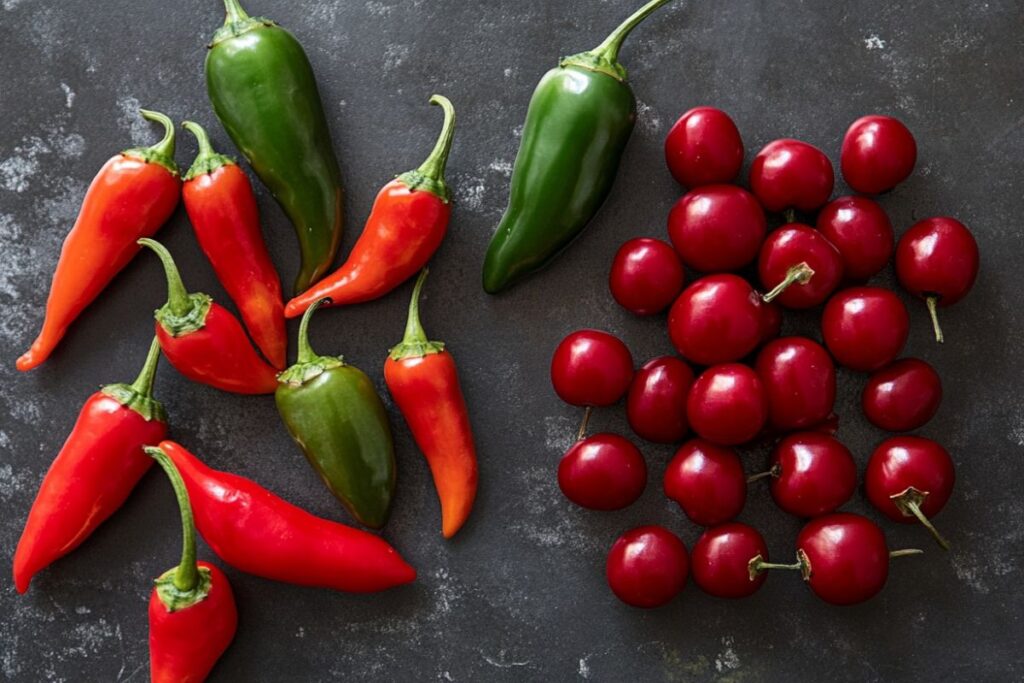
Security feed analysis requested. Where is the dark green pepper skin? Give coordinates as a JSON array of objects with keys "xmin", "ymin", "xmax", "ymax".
[
  {"xmin": 482, "ymin": 0, "xmax": 671, "ymax": 294},
  {"xmin": 275, "ymin": 301, "xmax": 395, "ymax": 529},
  {"xmin": 206, "ymin": 0, "xmax": 343, "ymax": 295}
]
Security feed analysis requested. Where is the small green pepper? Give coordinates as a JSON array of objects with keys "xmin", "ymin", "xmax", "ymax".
[{"xmin": 275, "ymin": 299, "xmax": 395, "ymax": 529}]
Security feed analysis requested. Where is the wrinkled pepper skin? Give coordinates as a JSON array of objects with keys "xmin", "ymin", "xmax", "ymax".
[
  {"xmin": 206, "ymin": 0, "xmax": 344, "ymax": 294},
  {"xmin": 482, "ymin": 0, "xmax": 671, "ymax": 294},
  {"xmin": 17, "ymin": 110, "xmax": 180, "ymax": 371},
  {"xmin": 276, "ymin": 300, "xmax": 396, "ymax": 528},
  {"xmin": 13, "ymin": 339, "xmax": 166, "ymax": 593},
  {"xmin": 157, "ymin": 440, "xmax": 415, "ymax": 592}
]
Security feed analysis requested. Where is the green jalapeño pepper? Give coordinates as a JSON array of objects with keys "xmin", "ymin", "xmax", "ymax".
[
  {"xmin": 482, "ymin": 0, "xmax": 672, "ymax": 294},
  {"xmin": 275, "ymin": 299, "xmax": 395, "ymax": 528},
  {"xmin": 206, "ymin": 0, "xmax": 344, "ymax": 295}
]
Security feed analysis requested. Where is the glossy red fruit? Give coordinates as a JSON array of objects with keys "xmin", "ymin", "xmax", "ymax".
[
  {"xmin": 606, "ymin": 526, "xmax": 689, "ymax": 608},
  {"xmin": 609, "ymin": 238, "xmax": 685, "ymax": 315},
  {"xmin": 866, "ymin": 436, "xmax": 955, "ymax": 549},
  {"xmin": 758, "ymin": 224, "xmax": 843, "ymax": 309},
  {"xmin": 758, "ymin": 302, "xmax": 783, "ymax": 345},
  {"xmin": 667, "ymin": 185, "xmax": 766, "ymax": 272},
  {"xmin": 862, "ymin": 359, "xmax": 942, "ymax": 431},
  {"xmin": 558, "ymin": 434, "xmax": 647, "ymax": 511},
  {"xmin": 816, "ymin": 196, "xmax": 894, "ymax": 280},
  {"xmin": 664, "ymin": 107, "xmax": 744, "ymax": 188},
  {"xmin": 841, "ymin": 115, "xmax": 917, "ymax": 194},
  {"xmin": 668, "ymin": 274, "xmax": 766, "ymax": 365},
  {"xmin": 749, "ymin": 139, "xmax": 834, "ymax": 213},
  {"xmin": 551, "ymin": 330, "xmax": 634, "ymax": 407},
  {"xmin": 664, "ymin": 439, "xmax": 746, "ymax": 526},
  {"xmin": 686, "ymin": 364, "xmax": 767, "ymax": 446},
  {"xmin": 763, "ymin": 433, "xmax": 857, "ymax": 518},
  {"xmin": 821, "ymin": 287, "xmax": 909, "ymax": 372},
  {"xmin": 796, "ymin": 513, "xmax": 895, "ymax": 605},
  {"xmin": 755, "ymin": 337, "xmax": 836, "ymax": 431},
  {"xmin": 895, "ymin": 217, "xmax": 979, "ymax": 343},
  {"xmin": 691, "ymin": 523, "xmax": 769, "ymax": 598},
  {"xmin": 626, "ymin": 357, "xmax": 694, "ymax": 443}
]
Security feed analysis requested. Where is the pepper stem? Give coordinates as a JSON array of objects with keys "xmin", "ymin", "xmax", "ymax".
[
  {"xmin": 182, "ymin": 121, "xmax": 234, "ymax": 180},
  {"xmin": 296, "ymin": 298, "xmax": 330, "ymax": 365},
  {"xmin": 139, "ymin": 109, "xmax": 175, "ymax": 161},
  {"xmin": 926, "ymin": 296, "xmax": 944, "ymax": 344},
  {"xmin": 397, "ymin": 96, "xmax": 457, "ymax": 201},
  {"xmin": 183, "ymin": 120, "xmax": 214, "ymax": 158},
  {"xmin": 402, "ymin": 269, "xmax": 430, "ymax": 346},
  {"xmin": 138, "ymin": 239, "xmax": 192, "ymax": 318},
  {"xmin": 223, "ymin": 0, "xmax": 250, "ymax": 24},
  {"xmin": 762, "ymin": 262, "xmax": 815, "ymax": 303},
  {"xmin": 889, "ymin": 548, "xmax": 925, "ymax": 559},
  {"xmin": 576, "ymin": 406, "xmax": 592, "ymax": 442},
  {"xmin": 746, "ymin": 464, "xmax": 781, "ymax": 484},
  {"xmin": 129, "ymin": 337, "xmax": 162, "ymax": 397},
  {"xmin": 592, "ymin": 0, "xmax": 672, "ymax": 65},
  {"xmin": 145, "ymin": 446, "xmax": 199, "ymax": 593}
]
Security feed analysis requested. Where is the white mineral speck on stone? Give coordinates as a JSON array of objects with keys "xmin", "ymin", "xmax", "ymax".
[{"xmin": 864, "ymin": 34, "xmax": 886, "ymax": 50}]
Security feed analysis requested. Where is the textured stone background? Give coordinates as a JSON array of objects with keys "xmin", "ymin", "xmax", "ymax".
[{"xmin": 1, "ymin": 0, "xmax": 1022, "ymax": 680}]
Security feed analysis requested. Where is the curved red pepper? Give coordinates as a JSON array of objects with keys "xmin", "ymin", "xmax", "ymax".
[
  {"xmin": 181, "ymin": 121, "xmax": 286, "ymax": 369},
  {"xmin": 17, "ymin": 110, "xmax": 181, "ymax": 371},
  {"xmin": 384, "ymin": 270, "xmax": 478, "ymax": 538},
  {"xmin": 13, "ymin": 338, "xmax": 167, "ymax": 593},
  {"xmin": 138, "ymin": 238, "xmax": 278, "ymax": 395},
  {"xmin": 156, "ymin": 440, "xmax": 417, "ymax": 592},
  {"xmin": 285, "ymin": 95, "xmax": 456, "ymax": 317}
]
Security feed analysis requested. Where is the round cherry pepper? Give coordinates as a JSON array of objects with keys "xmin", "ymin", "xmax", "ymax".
[
  {"xmin": 686, "ymin": 364, "xmax": 767, "ymax": 446},
  {"xmin": 551, "ymin": 330, "xmax": 634, "ymax": 407},
  {"xmin": 668, "ymin": 274, "xmax": 767, "ymax": 366},
  {"xmin": 895, "ymin": 216, "xmax": 979, "ymax": 343},
  {"xmin": 840, "ymin": 115, "xmax": 917, "ymax": 194},
  {"xmin": 664, "ymin": 106, "xmax": 743, "ymax": 187},
  {"xmin": 749, "ymin": 139, "xmax": 834, "ymax": 214},
  {"xmin": 663, "ymin": 439, "xmax": 746, "ymax": 526},
  {"xmin": 749, "ymin": 433, "xmax": 857, "ymax": 518},
  {"xmin": 691, "ymin": 523, "xmax": 769, "ymax": 598},
  {"xmin": 815, "ymin": 196, "xmax": 894, "ymax": 280},
  {"xmin": 667, "ymin": 185, "xmax": 766, "ymax": 272},
  {"xmin": 821, "ymin": 287, "xmax": 909, "ymax": 372},
  {"xmin": 609, "ymin": 238, "xmax": 685, "ymax": 315},
  {"xmin": 755, "ymin": 336, "xmax": 836, "ymax": 431},
  {"xmin": 862, "ymin": 358, "xmax": 942, "ymax": 432},
  {"xmin": 558, "ymin": 433, "xmax": 647, "ymax": 510},
  {"xmin": 606, "ymin": 525, "xmax": 689, "ymax": 608},
  {"xmin": 626, "ymin": 356, "xmax": 693, "ymax": 443},
  {"xmin": 758, "ymin": 224, "xmax": 843, "ymax": 309}
]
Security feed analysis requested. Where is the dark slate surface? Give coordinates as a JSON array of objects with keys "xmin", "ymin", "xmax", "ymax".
[{"xmin": 2, "ymin": 0, "xmax": 1022, "ymax": 680}]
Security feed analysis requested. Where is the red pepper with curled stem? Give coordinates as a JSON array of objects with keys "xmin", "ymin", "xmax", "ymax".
[
  {"xmin": 285, "ymin": 95, "xmax": 456, "ymax": 317},
  {"xmin": 17, "ymin": 110, "xmax": 181, "ymax": 371},
  {"xmin": 384, "ymin": 270, "xmax": 478, "ymax": 538},
  {"xmin": 146, "ymin": 446, "xmax": 236, "ymax": 683},
  {"xmin": 13, "ymin": 337, "xmax": 167, "ymax": 593},
  {"xmin": 181, "ymin": 120, "xmax": 286, "ymax": 369},
  {"xmin": 138, "ymin": 238, "xmax": 278, "ymax": 394},
  {"xmin": 153, "ymin": 440, "xmax": 416, "ymax": 592}
]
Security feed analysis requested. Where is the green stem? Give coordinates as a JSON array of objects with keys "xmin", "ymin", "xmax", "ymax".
[
  {"xmin": 401, "ymin": 269, "xmax": 430, "ymax": 347},
  {"xmin": 129, "ymin": 337, "xmax": 162, "ymax": 398},
  {"xmin": 762, "ymin": 262, "xmax": 815, "ymax": 303},
  {"xmin": 576, "ymin": 406, "xmax": 592, "ymax": 442},
  {"xmin": 592, "ymin": 0, "xmax": 672, "ymax": 65},
  {"xmin": 296, "ymin": 298, "xmax": 330, "ymax": 364},
  {"xmin": 903, "ymin": 500, "xmax": 951, "ymax": 550},
  {"xmin": 183, "ymin": 120, "xmax": 214, "ymax": 158},
  {"xmin": 223, "ymin": 0, "xmax": 250, "ymax": 24},
  {"xmin": 138, "ymin": 239, "xmax": 192, "ymax": 317},
  {"xmin": 416, "ymin": 97, "xmax": 455, "ymax": 186},
  {"xmin": 889, "ymin": 548, "xmax": 925, "ymax": 559},
  {"xmin": 145, "ymin": 447, "xmax": 199, "ymax": 593},
  {"xmin": 139, "ymin": 109, "xmax": 175, "ymax": 161},
  {"xmin": 182, "ymin": 121, "xmax": 233, "ymax": 180},
  {"xmin": 746, "ymin": 464, "xmax": 781, "ymax": 484},
  {"xmin": 926, "ymin": 296, "xmax": 944, "ymax": 344}
]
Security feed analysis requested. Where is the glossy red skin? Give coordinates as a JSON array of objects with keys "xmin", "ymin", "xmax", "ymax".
[
  {"xmin": 286, "ymin": 179, "xmax": 450, "ymax": 316},
  {"xmin": 664, "ymin": 107, "xmax": 743, "ymax": 188},
  {"xmin": 691, "ymin": 523, "xmax": 768, "ymax": 598},
  {"xmin": 865, "ymin": 436, "xmax": 955, "ymax": 523},
  {"xmin": 606, "ymin": 525, "xmax": 689, "ymax": 608},
  {"xmin": 821, "ymin": 287, "xmax": 909, "ymax": 372},
  {"xmin": 664, "ymin": 439, "xmax": 746, "ymax": 526},
  {"xmin": 798, "ymin": 513, "xmax": 890, "ymax": 605},
  {"xmin": 816, "ymin": 196, "xmax": 894, "ymax": 280},
  {"xmin": 149, "ymin": 562, "xmax": 237, "ymax": 683},
  {"xmin": 758, "ymin": 224, "xmax": 843, "ymax": 308},
  {"xmin": 159, "ymin": 440, "xmax": 416, "ymax": 592},
  {"xmin": 840, "ymin": 115, "xmax": 917, "ymax": 194},
  {"xmin": 17, "ymin": 155, "xmax": 180, "ymax": 371},
  {"xmin": 668, "ymin": 274, "xmax": 766, "ymax": 366},
  {"xmin": 749, "ymin": 139, "xmax": 834, "ymax": 213},
  {"xmin": 13, "ymin": 393, "xmax": 166, "ymax": 593},
  {"xmin": 759, "ymin": 302, "xmax": 783, "ymax": 344},
  {"xmin": 551, "ymin": 330, "xmax": 634, "ymax": 407},
  {"xmin": 558, "ymin": 434, "xmax": 647, "ymax": 510},
  {"xmin": 626, "ymin": 356, "xmax": 694, "ymax": 443},
  {"xmin": 609, "ymin": 238, "xmax": 685, "ymax": 315},
  {"xmin": 755, "ymin": 337, "xmax": 836, "ymax": 431},
  {"xmin": 156, "ymin": 303, "xmax": 279, "ymax": 394},
  {"xmin": 768, "ymin": 433, "xmax": 857, "ymax": 518},
  {"xmin": 895, "ymin": 217, "xmax": 979, "ymax": 307},
  {"xmin": 862, "ymin": 359, "xmax": 942, "ymax": 431},
  {"xmin": 667, "ymin": 185, "xmax": 766, "ymax": 272},
  {"xmin": 686, "ymin": 364, "xmax": 767, "ymax": 446},
  {"xmin": 184, "ymin": 162, "xmax": 286, "ymax": 368}
]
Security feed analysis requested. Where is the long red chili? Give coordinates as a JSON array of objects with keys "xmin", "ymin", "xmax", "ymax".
[
  {"xmin": 285, "ymin": 95, "xmax": 456, "ymax": 318},
  {"xmin": 138, "ymin": 238, "xmax": 278, "ymax": 395},
  {"xmin": 17, "ymin": 110, "xmax": 181, "ymax": 371},
  {"xmin": 384, "ymin": 270, "xmax": 478, "ymax": 538},
  {"xmin": 13, "ymin": 338, "xmax": 167, "ymax": 593},
  {"xmin": 181, "ymin": 120, "xmax": 286, "ymax": 369},
  {"xmin": 154, "ymin": 440, "xmax": 417, "ymax": 592}
]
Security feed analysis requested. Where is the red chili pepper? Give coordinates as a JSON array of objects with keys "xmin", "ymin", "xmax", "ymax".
[
  {"xmin": 285, "ymin": 95, "xmax": 456, "ymax": 318},
  {"xmin": 13, "ymin": 338, "xmax": 166, "ymax": 593},
  {"xmin": 155, "ymin": 440, "xmax": 417, "ymax": 592},
  {"xmin": 138, "ymin": 238, "xmax": 278, "ymax": 395},
  {"xmin": 384, "ymin": 270, "xmax": 478, "ymax": 538},
  {"xmin": 17, "ymin": 110, "xmax": 181, "ymax": 371},
  {"xmin": 146, "ymin": 446, "xmax": 236, "ymax": 683},
  {"xmin": 181, "ymin": 121, "xmax": 286, "ymax": 369}
]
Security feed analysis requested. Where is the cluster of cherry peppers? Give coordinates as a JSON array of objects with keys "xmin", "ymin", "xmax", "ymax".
[{"xmin": 551, "ymin": 108, "xmax": 979, "ymax": 608}]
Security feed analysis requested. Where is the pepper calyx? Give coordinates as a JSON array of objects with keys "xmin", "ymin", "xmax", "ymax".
[
  {"xmin": 123, "ymin": 109, "xmax": 179, "ymax": 176},
  {"xmin": 277, "ymin": 355, "xmax": 345, "ymax": 386},
  {"xmin": 396, "ymin": 170, "xmax": 450, "ymax": 203},
  {"xmin": 389, "ymin": 338, "xmax": 445, "ymax": 361},
  {"xmin": 389, "ymin": 269, "xmax": 446, "ymax": 361},
  {"xmin": 101, "ymin": 383, "xmax": 167, "ymax": 423},
  {"xmin": 182, "ymin": 121, "xmax": 235, "ymax": 181},
  {"xmin": 155, "ymin": 293, "xmax": 213, "ymax": 337},
  {"xmin": 560, "ymin": 52, "xmax": 628, "ymax": 81},
  {"xmin": 154, "ymin": 565, "xmax": 212, "ymax": 612},
  {"xmin": 212, "ymin": 0, "xmax": 274, "ymax": 45}
]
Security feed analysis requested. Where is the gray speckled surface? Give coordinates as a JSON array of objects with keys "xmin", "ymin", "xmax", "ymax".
[{"xmin": 2, "ymin": 0, "xmax": 1023, "ymax": 680}]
